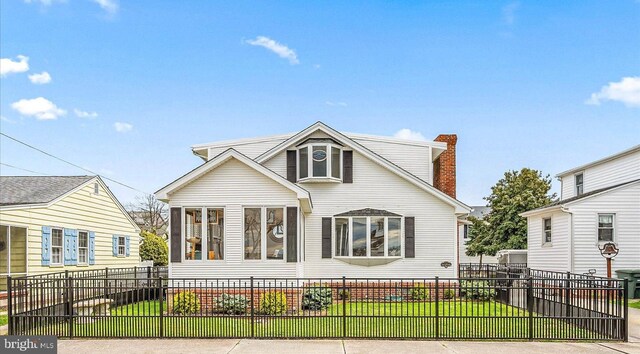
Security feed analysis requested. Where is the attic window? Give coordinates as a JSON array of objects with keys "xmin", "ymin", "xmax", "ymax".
[
  {"xmin": 93, "ymin": 182, "xmax": 99, "ymax": 195},
  {"xmin": 298, "ymin": 143, "xmax": 341, "ymax": 180}
]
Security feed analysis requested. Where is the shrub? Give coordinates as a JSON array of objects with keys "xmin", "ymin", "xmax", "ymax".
[
  {"xmin": 409, "ymin": 284, "xmax": 429, "ymax": 300},
  {"xmin": 260, "ymin": 291, "xmax": 287, "ymax": 315},
  {"xmin": 460, "ymin": 280, "xmax": 496, "ymax": 301},
  {"xmin": 172, "ymin": 291, "xmax": 200, "ymax": 315},
  {"xmin": 215, "ymin": 294, "xmax": 248, "ymax": 315},
  {"xmin": 443, "ymin": 289, "xmax": 456, "ymax": 299},
  {"xmin": 338, "ymin": 288, "xmax": 351, "ymax": 301},
  {"xmin": 139, "ymin": 231, "xmax": 168, "ymax": 266},
  {"xmin": 302, "ymin": 286, "xmax": 332, "ymax": 310}
]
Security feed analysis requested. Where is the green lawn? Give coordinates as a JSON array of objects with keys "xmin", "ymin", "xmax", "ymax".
[
  {"xmin": 0, "ymin": 314, "xmax": 7, "ymax": 327},
  {"xmin": 629, "ymin": 300, "xmax": 640, "ymax": 310},
  {"xmin": 22, "ymin": 300, "xmax": 596, "ymax": 339}
]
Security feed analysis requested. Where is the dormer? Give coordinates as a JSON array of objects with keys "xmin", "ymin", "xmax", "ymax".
[{"xmin": 285, "ymin": 136, "xmax": 353, "ymax": 184}]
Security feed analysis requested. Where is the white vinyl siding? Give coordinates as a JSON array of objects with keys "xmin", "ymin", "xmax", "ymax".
[
  {"xmin": 299, "ymin": 150, "xmax": 457, "ymax": 278},
  {"xmin": 527, "ymin": 211, "xmax": 570, "ymax": 272},
  {"xmin": 560, "ymin": 150, "xmax": 640, "ymax": 200},
  {"xmin": 168, "ymin": 158, "xmax": 299, "ymax": 278},
  {"xmin": 569, "ymin": 182, "xmax": 640, "ymax": 276}
]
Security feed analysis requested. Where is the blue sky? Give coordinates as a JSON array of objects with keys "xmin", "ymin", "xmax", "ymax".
[{"xmin": 1, "ymin": 0, "xmax": 638, "ymax": 206}]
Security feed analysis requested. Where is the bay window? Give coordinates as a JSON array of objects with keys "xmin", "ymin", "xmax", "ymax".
[
  {"xmin": 244, "ymin": 207, "xmax": 285, "ymax": 260},
  {"xmin": 184, "ymin": 207, "xmax": 225, "ymax": 261},
  {"xmin": 334, "ymin": 216, "xmax": 402, "ymax": 257},
  {"xmin": 297, "ymin": 143, "xmax": 342, "ymax": 180}
]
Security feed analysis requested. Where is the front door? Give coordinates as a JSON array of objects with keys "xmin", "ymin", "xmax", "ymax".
[{"xmin": 0, "ymin": 225, "xmax": 28, "ymax": 291}]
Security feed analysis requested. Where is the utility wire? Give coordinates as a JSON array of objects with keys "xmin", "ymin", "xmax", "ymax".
[
  {"xmin": 0, "ymin": 162, "xmax": 50, "ymax": 176},
  {"xmin": 0, "ymin": 132, "xmax": 150, "ymax": 195}
]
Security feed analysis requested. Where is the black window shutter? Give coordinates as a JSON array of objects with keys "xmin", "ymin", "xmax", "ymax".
[
  {"xmin": 343, "ymin": 150, "xmax": 353, "ymax": 183},
  {"xmin": 287, "ymin": 150, "xmax": 297, "ymax": 183},
  {"xmin": 321, "ymin": 217, "xmax": 332, "ymax": 258},
  {"xmin": 405, "ymin": 217, "xmax": 415, "ymax": 258},
  {"xmin": 170, "ymin": 207, "xmax": 182, "ymax": 263},
  {"xmin": 286, "ymin": 207, "xmax": 298, "ymax": 262}
]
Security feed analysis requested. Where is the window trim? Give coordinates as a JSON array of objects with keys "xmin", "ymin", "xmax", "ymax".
[
  {"xmin": 297, "ymin": 143, "xmax": 343, "ymax": 182},
  {"xmin": 0, "ymin": 224, "xmax": 29, "ymax": 275},
  {"xmin": 597, "ymin": 213, "xmax": 616, "ymax": 244},
  {"xmin": 78, "ymin": 230, "xmax": 89, "ymax": 265},
  {"xmin": 117, "ymin": 235, "xmax": 126, "ymax": 257},
  {"xmin": 332, "ymin": 216, "xmax": 404, "ymax": 259},
  {"xmin": 242, "ymin": 206, "xmax": 287, "ymax": 262},
  {"xmin": 51, "ymin": 227, "xmax": 64, "ymax": 266},
  {"xmin": 575, "ymin": 172, "xmax": 584, "ymax": 196},
  {"xmin": 542, "ymin": 217, "xmax": 552, "ymax": 245},
  {"xmin": 181, "ymin": 206, "xmax": 227, "ymax": 262}
]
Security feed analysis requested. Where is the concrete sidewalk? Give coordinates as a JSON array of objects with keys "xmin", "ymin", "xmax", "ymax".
[{"xmin": 58, "ymin": 339, "xmax": 640, "ymax": 354}]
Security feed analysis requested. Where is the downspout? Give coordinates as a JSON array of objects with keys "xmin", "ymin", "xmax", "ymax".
[{"xmin": 561, "ymin": 206, "xmax": 573, "ymax": 273}]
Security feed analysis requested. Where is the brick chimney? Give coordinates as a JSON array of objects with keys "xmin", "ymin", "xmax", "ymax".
[{"xmin": 433, "ymin": 134, "xmax": 457, "ymax": 199}]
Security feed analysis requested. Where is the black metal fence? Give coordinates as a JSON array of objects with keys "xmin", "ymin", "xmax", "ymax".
[{"xmin": 7, "ymin": 266, "xmax": 627, "ymax": 341}]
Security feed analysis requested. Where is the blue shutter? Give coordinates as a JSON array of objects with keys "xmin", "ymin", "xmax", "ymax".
[
  {"xmin": 64, "ymin": 228, "xmax": 73, "ymax": 265},
  {"xmin": 112, "ymin": 235, "xmax": 118, "ymax": 256},
  {"xmin": 41, "ymin": 226, "xmax": 51, "ymax": 266},
  {"xmin": 70, "ymin": 229, "xmax": 78, "ymax": 265},
  {"xmin": 125, "ymin": 236, "xmax": 131, "ymax": 257},
  {"xmin": 89, "ymin": 231, "xmax": 96, "ymax": 265}
]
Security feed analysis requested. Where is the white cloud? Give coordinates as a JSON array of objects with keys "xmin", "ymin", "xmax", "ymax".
[
  {"xmin": 1, "ymin": 55, "xmax": 29, "ymax": 76},
  {"xmin": 11, "ymin": 97, "xmax": 66, "ymax": 120},
  {"xmin": 502, "ymin": 2, "xmax": 520, "ymax": 25},
  {"xmin": 74, "ymin": 108, "xmax": 98, "ymax": 118},
  {"xmin": 245, "ymin": 36, "xmax": 299, "ymax": 64},
  {"xmin": 114, "ymin": 122, "xmax": 133, "ymax": 133},
  {"xmin": 93, "ymin": 0, "xmax": 118, "ymax": 14},
  {"xmin": 23, "ymin": 0, "xmax": 65, "ymax": 6},
  {"xmin": 586, "ymin": 77, "xmax": 640, "ymax": 107},
  {"xmin": 393, "ymin": 129, "xmax": 427, "ymax": 141},
  {"xmin": 28, "ymin": 71, "xmax": 52, "ymax": 84}
]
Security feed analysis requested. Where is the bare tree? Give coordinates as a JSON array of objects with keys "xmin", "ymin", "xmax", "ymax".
[{"xmin": 127, "ymin": 194, "xmax": 168, "ymax": 237}]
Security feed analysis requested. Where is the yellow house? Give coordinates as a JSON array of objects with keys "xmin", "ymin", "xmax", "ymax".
[{"xmin": 0, "ymin": 176, "xmax": 141, "ymax": 291}]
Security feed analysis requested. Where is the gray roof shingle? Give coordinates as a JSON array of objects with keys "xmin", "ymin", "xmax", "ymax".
[{"xmin": 0, "ymin": 176, "xmax": 94, "ymax": 206}]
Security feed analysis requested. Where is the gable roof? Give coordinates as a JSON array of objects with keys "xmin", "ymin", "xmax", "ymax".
[
  {"xmin": 255, "ymin": 121, "xmax": 471, "ymax": 214},
  {"xmin": 556, "ymin": 145, "xmax": 640, "ymax": 178},
  {"xmin": 521, "ymin": 179, "xmax": 640, "ymax": 217},
  {"xmin": 155, "ymin": 148, "xmax": 313, "ymax": 212},
  {"xmin": 0, "ymin": 176, "xmax": 94, "ymax": 206},
  {"xmin": 0, "ymin": 175, "xmax": 141, "ymax": 232}
]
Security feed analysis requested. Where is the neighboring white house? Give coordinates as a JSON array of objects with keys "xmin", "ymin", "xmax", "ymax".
[
  {"xmin": 156, "ymin": 122, "xmax": 471, "ymax": 279},
  {"xmin": 521, "ymin": 145, "xmax": 640, "ymax": 276},
  {"xmin": 457, "ymin": 206, "xmax": 498, "ymax": 264}
]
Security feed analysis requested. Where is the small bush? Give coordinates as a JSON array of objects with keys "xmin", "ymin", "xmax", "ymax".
[
  {"xmin": 139, "ymin": 231, "xmax": 168, "ymax": 266},
  {"xmin": 409, "ymin": 284, "xmax": 429, "ymax": 300},
  {"xmin": 443, "ymin": 289, "xmax": 456, "ymax": 299},
  {"xmin": 460, "ymin": 280, "xmax": 496, "ymax": 301},
  {"xmin": 302, "ymin": 286, "xmax": 333, "ymax": 310},
  {"xmin": 215, "ymin": 294, "xmax": 248, "ymax": 315},
  {"xmin": 260, "ymin": 291, "xmax": 287, "ymax": 315},
  {"xmin": 172, "ymin": 291, "xmax": 200, "ymax": 315},
  {"xmin": 338, "ymin": 288, "xmax": 351, "ymax": 301}
]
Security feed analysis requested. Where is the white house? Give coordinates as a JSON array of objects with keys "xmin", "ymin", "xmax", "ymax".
[
  {"xmin": 156, "ymin": 122, "xmax": 471, "ymax": 279},
  {"xmin": 521, "ymin": 145, "xmax": 640, "ymax": 276}
]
